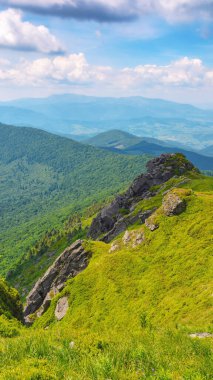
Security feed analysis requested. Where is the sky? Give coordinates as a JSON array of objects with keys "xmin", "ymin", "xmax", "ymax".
[{"xmin": 0, "ymin": 1, "xmax": 213, "ymax": 106}]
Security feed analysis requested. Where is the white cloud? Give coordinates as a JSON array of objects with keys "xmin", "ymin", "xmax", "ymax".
[
  {"xmin": 146, "ymin": 0, "xmax": 213, "ymax": 23},
  {"xmin": 0, "ymin": 53, "xmax": 112, "ymax": 85},
  {"xmin": 1, "ymin": 54, "xmax": 213, "ymax": 105},
  {"xmin": 3, "ymin": 0, "xmax": 213, "ymax": 23},
  {"xmin": 0, "ymin": 54, "xmax": 213, "ymax": 91},
  {"xmin": 121, "ymin": 57, "xmax": 207, "ymax": 87},
  {"xmin": 0, "ymin": 8, "xmax": 63, "ymax": 53}
]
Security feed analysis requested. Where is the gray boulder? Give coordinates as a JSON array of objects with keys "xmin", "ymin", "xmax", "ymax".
[
  {"xmin": 55, "ymin": 297, "xmax": 69, "ymax": 321},
  {"xmin": 163, "ymin": 193, "xmax": 186, "ymax": 216}
]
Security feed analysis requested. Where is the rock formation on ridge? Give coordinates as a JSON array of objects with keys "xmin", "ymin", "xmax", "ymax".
[{"xmin": 88, "ymin": 153, "xmax": 194, "ymax": 241}]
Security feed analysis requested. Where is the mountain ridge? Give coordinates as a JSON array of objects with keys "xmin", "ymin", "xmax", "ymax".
[
  {"xmin": 84, "ymin": 129, "xmax": 213, "ymax": 170},
  {"xmin": 1, "ymin": 94, "xmax": 213, "ymax": 149}
]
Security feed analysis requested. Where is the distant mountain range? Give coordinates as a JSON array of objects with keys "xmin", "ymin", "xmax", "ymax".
[
  {"xmin": 200, "ymin": 145, "xmax": 213, "ymax": 157},
  {"xmin": 84, "ymin": 129, "xmax": 213, "ymax": 171},
  {"xmin": 1, "ymin": 94, "xmax": 213, "ymax": 150}
]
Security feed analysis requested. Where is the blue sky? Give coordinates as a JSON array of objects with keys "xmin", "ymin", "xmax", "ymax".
[{"xmin": 0, "ymin": 1, "xmax": 213, "ymax": 106}]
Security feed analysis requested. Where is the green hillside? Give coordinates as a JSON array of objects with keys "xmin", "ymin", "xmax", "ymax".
[
  {"xmin": 0, "ymin": 169, "xmax": 212, "ymax": 379},
  {"xmin": 85, "ymin": 130, "xmax": 213, "ymax": 171},
  {"xmin": 85, "ymin": 129, "xmax": 142, "ymax": 149},
  {"xmin": 85, "ymin": 129, "xmax": 185, "ymax": 150},
  {"xmin": 121, "ymin": 142, "xmax": 213, "ymax": 171},
  {"xmin": 0, "ymin": 124, "xmax": 150, "ymax": 276}
]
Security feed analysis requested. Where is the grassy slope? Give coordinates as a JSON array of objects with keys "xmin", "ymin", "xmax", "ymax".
[
  {"xmin": 0, "ymin": 124, "xmax": 150, "ymax": 276},
  {"xmin": 0, "ymin": 174, "xmax": 212, "ymax": 379},
  {"xmin": 0, "ymin": 279, "xmax": 22, "ymax": 340}
]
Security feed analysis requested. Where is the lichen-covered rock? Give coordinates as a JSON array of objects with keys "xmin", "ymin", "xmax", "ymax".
[
  {"xmin": 145, "ymin": 216, "xmax": 159, "ymax": 231},
  {"xmin": 24, "ymin": 240, "xmax": 92, "ymax": 322},
  {"xmin": 88, "ymin": 154, "xmax": 194, "ymax": 241},
  {"xmin": 55, "ymin": 297, "xmax": 69, "ymax": 321},
  {"xmin": 163, "ymin": 192, "xmax": 186, "ymax": 216},
  {"xmin": 122, "ymin": 229, "xmax": 145, "ymax": 247},
  {"xmin": 132, "ymin": 232, "xmax": 145, "ymax": 248},
  {"xmin": 109, "ymin": 242, "xmax": 119, "ymax": 253},
  {"xmin": 122, "ymin": 231, "xmax": 131, "ymax": 244}
]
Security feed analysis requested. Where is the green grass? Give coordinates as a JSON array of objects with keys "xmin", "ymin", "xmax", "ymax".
[
  {"xmin": 0, "ymin": 174, "xmax": 212, "ymax": 379},
  {"xmin": 36, "ymin": 188, "xmax": 213, "ymax": 333},
  {"xmin": 0, "ymin": 278, "xmax": 22, "ymax": 320},
  {"xmin": 0, "ymin": 327, "xmax": 212, "ymax": 379},
  {"xmin": 0, "ymin": 173, "xmax": 213, "ymax": 380}
]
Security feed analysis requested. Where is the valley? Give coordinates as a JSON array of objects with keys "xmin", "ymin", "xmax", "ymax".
[
  {"xmin": 0, "ymin": 123, "xmax": 150, "ymax": 276},
  {"xmin": 1, "ymin": 94, "xmax": 213, "ymax": 150}
]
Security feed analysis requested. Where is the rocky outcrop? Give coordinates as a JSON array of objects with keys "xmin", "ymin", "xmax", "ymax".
[
  {"xmin": 24, "ymin": 240, "xmax": 91, "ymax": 322},
  {"xmin": 88, "ymin": 154, "xmax": 194, "ymax": 242},
  {"xmin": 101, "ymin": 209, "xmax": 153, "ymax": 243},
  {"xmin": 109, "ymin": 242, "xmax": 119, "ymax": 253}
]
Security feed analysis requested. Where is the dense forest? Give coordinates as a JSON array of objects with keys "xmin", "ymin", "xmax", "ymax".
[{"xmin": 0, "ymin": 124, "xmax": 150, "ymax": 276}]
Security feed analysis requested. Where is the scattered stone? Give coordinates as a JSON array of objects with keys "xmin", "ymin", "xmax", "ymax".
[
  {"xmin": 55, "ymin": 296, "xmax": 69, "ymax": 321},
  {"xmin": 122, "ymin": 231, "xmax": 131, "ymax": 244},
  {"xmin": 145, "ymin": 217, "xmax": 159, "ymax": 231},
  {"xmin": 122, "ymin": 229, "xmax": 145, "ymax": 248},
  {"xmin": 132, "ymin": 232, "xmax": 145, "ymax": 248},
  {"xmin": 69, "ymin": 341, "xmax": 75, "ymax": 349},
  {"xmin": 109, "ymin": 242, "xmax": 119, "ymax": 253},
  {"xmin": 189, "ymin": 333, "xmax": 213, "ymax": 339},
  {"xmin": 163, "ymin": 192, "xmax": 186, "ymax": 216}
]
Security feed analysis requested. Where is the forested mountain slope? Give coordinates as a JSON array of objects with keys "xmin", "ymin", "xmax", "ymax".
[
  {"xmin": 85, "ymin": 130, "xmax": 213, "ymax": 170},
  {"xmin": 0, "ymin": 123, "xmax": 150, "ymax": 276}
]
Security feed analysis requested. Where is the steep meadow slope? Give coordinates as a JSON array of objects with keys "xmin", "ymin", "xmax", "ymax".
[{"xmin": 0, "ymin": 155, "xmax": 212, "ymax": 379}]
